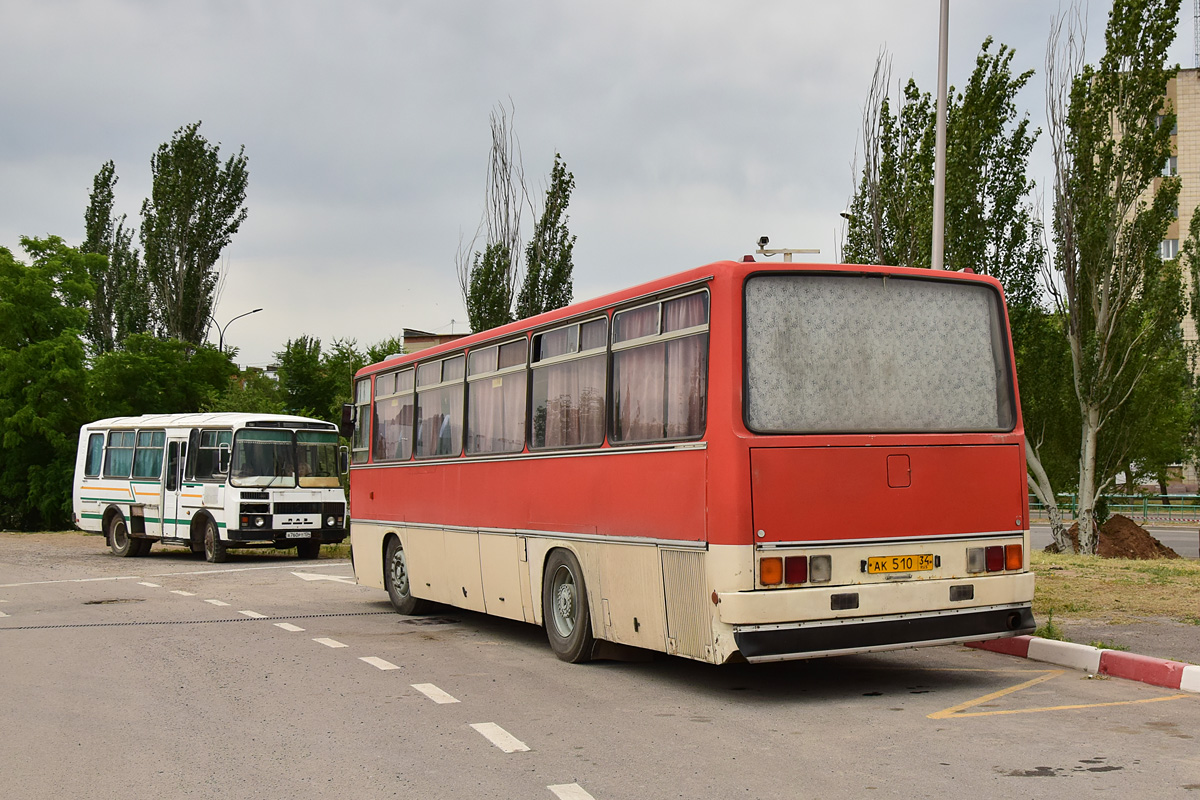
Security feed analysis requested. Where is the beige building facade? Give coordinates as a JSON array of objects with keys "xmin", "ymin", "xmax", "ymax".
[{"xmin": 1167, "ymin": 68, "xmax": 1199, "ymax": 345}]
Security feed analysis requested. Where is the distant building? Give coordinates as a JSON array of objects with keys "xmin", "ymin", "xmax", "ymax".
[
  {"xmin": 1166, "ymin": 69, "xmax": 1198, "ymax": 345},
  {"xmin": 402, "ymin": 328, "xmax": 469, "ymax": 354}
]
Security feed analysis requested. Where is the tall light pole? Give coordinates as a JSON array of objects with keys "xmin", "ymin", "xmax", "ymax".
[
  {"xmin": 213, "ymin": 308, "xmax": 263, "ymax": 354},
  {"xmin": 931, "ymin": 0, "xmax": 949, "ymax": 270}
]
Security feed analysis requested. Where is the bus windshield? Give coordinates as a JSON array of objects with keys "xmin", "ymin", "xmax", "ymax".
[
  {"xmin": 231, "ymin": 429, "xmax": 297, "ymax": 487},
  {"xmin": 297, "ymin": 430, "xmax": 341, "ymax": 488},
  {"xmin": 744, "ymin": 273, "xmax": 1015, "ymax": 434}
]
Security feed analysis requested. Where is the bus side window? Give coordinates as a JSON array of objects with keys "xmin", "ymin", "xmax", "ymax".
[
  {"xmin": 185, "ymin": 428, "xmax": 201, "ymax": 480},
  {"xmin": 103, "ymin": 431, "xmax": 135, "ymax": 478},
  {"xmin": 84, "ymin": 433, "xmax": 104, "ymax": 477}
]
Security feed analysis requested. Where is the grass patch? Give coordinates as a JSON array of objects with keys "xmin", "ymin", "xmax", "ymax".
[
  {"xmin": 1088, "ymin": 640, "xmax": 1130, "ymax": 651},
  {"xmin": 1034, "ymin": 609, "xmax": 1069, "ymax": 641},
  {"xmin": 1031, "ymin": 551, "xmax": 1200, "ymax": 623}
]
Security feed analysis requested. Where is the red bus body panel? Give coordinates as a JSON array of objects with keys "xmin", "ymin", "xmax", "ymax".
[{"xmin": 749, "ymin": 444, "xmax": 1025, "ymax": 543}]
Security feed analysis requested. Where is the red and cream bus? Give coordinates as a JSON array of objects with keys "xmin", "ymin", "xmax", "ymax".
[{"xmin": 346, "ymin": 259, "xmax": 1035, "ymax": 664}]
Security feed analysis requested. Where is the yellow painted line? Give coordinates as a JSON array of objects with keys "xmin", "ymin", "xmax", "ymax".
[
  {"xmin": 89, "ymin": 486, "xmax": 133, "ymax": 492},
  {"xmin": 927, "ymin": 668, "xmax": 1195, "ymax": 719},
  {"xmin": 181, "ymin": 493, "xmax": 203, "ymax": 499}
]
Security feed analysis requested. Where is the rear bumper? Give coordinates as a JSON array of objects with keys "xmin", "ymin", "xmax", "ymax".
[{"xmin": 733, "ymin": 603, "xmax": 1035, "ymax": 662}]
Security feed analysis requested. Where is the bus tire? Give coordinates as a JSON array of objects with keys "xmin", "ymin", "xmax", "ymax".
[
  {"xmin": 107, "ymin": 513, "xmax": 137, "ymax": 558},
  {"xmin": 384, "ymin": 536, "xmax": 429, "ymax": 615},
  {"xmin": 296, "ymin": 540, "xmax": 321, "ymax": 559},
  {"xmin": 542, "ymin": 549, "xmax": 594, "ymax": 664},
  {"xmin": 203, "ymin": 518, "xmax": 228, "ymax": 563}
]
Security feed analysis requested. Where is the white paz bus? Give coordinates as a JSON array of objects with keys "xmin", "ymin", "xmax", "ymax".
[{"xmin": 73, "ymin": 413, "xmax": 349, "ymax": 562}]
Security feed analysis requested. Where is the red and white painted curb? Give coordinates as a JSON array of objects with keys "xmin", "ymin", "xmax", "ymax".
[{"xmin": 968, "ymin": 635, "xmax": 1200, "ymax": 694}]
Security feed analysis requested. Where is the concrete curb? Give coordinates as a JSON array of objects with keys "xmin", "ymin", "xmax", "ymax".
[{"xmin": 968, "ymin": 635, "xmax": 1200, "ymax": 694}]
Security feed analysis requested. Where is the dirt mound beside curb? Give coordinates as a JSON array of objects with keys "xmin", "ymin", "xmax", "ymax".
[{"xmin": 1045, "ymin": 513, "xmax": 1181, "ymax": 559}]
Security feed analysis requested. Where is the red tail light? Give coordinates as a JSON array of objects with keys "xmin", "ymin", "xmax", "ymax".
[
  {"xmin": 784, "ymin": 556, "xmax": 808, "ymax": 584},
  {"xmin": 985, "ymin": 545, "xmax": 1004, "ymax": 572}
]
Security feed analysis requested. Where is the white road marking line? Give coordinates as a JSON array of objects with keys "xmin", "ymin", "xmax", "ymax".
[
  {"xmin": 238, "ymin": 610, "xmax": 267, "ymax": 618},
  {"xmin": 411, "ymin": 683, "xmax": 460, "ymax": 704},
  {"xmin": 359, "ymin": 656, "xmax": 400, "ymax": 671},
  {"xmin": 137, "ymin": 582, "xmax": 160, "ymax": 587},
  {"xmin": 470, "ymin": 723, "xmax": 530, "ymax": 753},
  {"xmin": 313, "ymin": 637, "xmax": 347, "ymax": 648},
  {"xmin": 274, "ymin": 622, "xmax": 305, "ymax": 632},
  {"xmin": 204, "ymin": 599, "xmax": 230, "ymax": 606},
  {"xmin": 549, "ymin": 785, "xmax": 596, "ymax": 800},
  {"xmin": 291, "ymin": 571, "xmax": 357, "ymax": 584},
  {"xmin": 170, "ymin": 590, "xmax": 196, "ymax": 596},
  {"xmin": 0, "ymin": 611, "xmax": 9, "ymax": 618},
  {"xmin": 0, "ymin": 576, "xmax": 141, "ymax": 588},
  {"xmin": 151, "ymin": 563, "xmax": 348, "ymax": 578}
]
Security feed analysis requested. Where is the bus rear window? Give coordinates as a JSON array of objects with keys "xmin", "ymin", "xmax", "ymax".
[{"xmin": 744, "ymin": 274, "xmax": 1015, "ymax": 433}]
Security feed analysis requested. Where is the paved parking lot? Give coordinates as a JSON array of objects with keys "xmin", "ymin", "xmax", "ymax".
[{"xmin": 2, "ymin": 533, "xmax": 1198, "ymax": 799}]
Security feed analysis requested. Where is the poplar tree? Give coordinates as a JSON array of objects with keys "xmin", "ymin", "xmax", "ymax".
[
  {"xmin": 516, "ymin": 154, "xmax": 576, "ymax": 319},
  {"xmin": 81, "ymin": 161, "xmax": 153, "ymax": 353},
  {"xmin": 1045, "ymin": 0, "xmax": 1190, "ymax": 553},
  {"xmin": 141, "ymin": 122, "xmax": 249, "ymax": 344}
]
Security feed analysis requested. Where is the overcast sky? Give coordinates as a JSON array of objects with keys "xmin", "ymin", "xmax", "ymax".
[{"xmin": 2, "ymin": 1, "xmax": 1194, "ymax": 368}]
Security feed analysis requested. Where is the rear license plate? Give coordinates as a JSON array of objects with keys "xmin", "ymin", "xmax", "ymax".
[
  {"xmin": 285, "ymin": 531, "xmax": 311, "ymax": 539},
  {"xmin": 867, "ymin": 554, "xmax": 934, "ymax": 574}
]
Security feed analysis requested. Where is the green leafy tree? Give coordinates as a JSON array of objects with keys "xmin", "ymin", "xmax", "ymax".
[
  {"xmin": 516, "ymin": 154, "xmax": 576, "ymax": 318},
  {"xmin": 205, "ymin": 368, "xmax": 286, "ymax": 415},
  {"xmin": 1045, "ymin": 0, "xmax": 1188, "ymax": 553},
  {"xmin": 141, "ymin": 121, "xmax": 249, "ymax": 344},
  {"xmin": 275, "ymin": 335, "xmax": 339, "ymax": 420},
  {"xmin": 81, "ymin": 161, "xmax": 154, "ymax": 353},
  {"xmin": 466, "ymin": 243, "xmax": 516, "ymax": 332},
  {"xmin": 87, "ymin": 334, "xmax": 236, "ymax": 419},
  {"xmin": 0, "ymin": 238, "xmax": 94, "ymax": 529},
  {"xmin": 365, "ymin": 335, "xmax": 405, "ymax": 365}
]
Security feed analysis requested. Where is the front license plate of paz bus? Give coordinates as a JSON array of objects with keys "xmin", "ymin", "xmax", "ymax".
[{"xmin": 868, "ymin": 554, "xmax": 934, "ymax": 574}]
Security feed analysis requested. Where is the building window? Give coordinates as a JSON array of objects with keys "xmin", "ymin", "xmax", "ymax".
[
  {"xmin": 1163, "ymin": 155, "xmax": 1178, "ymax": 177},
  {"xmin": 1161, "ymin": 238, "xmax": 1180, "ymax": 260}
]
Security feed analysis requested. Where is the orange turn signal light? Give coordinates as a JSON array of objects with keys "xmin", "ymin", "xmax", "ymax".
[
  {"xmin": 1005, "ymin": 543, "xmax": 1023, "ymax": 571},
  {"xmin": 760, "ymin": 557, "xmax": 783, "ymax": 586}
]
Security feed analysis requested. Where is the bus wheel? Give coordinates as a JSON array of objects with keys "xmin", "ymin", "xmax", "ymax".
[
  {"xmin": 108, "ymin": 515, "xmax": 137, "ymax": 558},
  {"xmin": 384, "ymin": 537, "xmax": 428, "ymax": 615},
  {"xmin": 542, "ymin": 549, "xmax": 594, "ymax": 663},
  {"xmin": 203, "ymin": 518, "xmax": 228, "ymax": 564},
  {"xmin": 296, "ymin": 541, "xmax": 321, "ymax": 559}
]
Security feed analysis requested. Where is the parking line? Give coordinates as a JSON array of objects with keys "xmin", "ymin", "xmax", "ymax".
[
  {"xmin": 470, "ymin": 722, "xmax": 530, "ymax": 753},
  {"xmin": 359, "ymin": 656, "xmax": 400, "ymax": 671},
  {"xmin": 412, "ymin": 683, "xmax": 460, "ymax": 704},
  {"xmin": 205, "ymin": 599, "xmax": 230, "ymax": 606},
  {"xmin": 0, "ymin": 611, "xmax": 8, "ymax": 618},
  {"xmin": 138, "ymin": 582, "xmax": 160, "ymax": 588},
  {"xmin": 238, "ymin": 610, "xmax": 267, "ymax": 618},
  {"xmin": 274, "ymin": 622, "xmax": 305, "ymax": 632},
  {"xmin": 549, "ymin": 784, "xmax": 596, "ymax": 800},
  {"xmin": 314, "ymin": 638, "xmax": 347, "ymax": 648},
  {"xmin": 170, "ymin": 590, "xmax": 196, "ymax": 596}
]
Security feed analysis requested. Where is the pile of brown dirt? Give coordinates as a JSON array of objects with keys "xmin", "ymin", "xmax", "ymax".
[{"xmin": 1045, "ymin": 513, "xmax": 1181, "ymax": 559}]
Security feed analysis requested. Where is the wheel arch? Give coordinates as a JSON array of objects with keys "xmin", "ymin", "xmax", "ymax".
[
  {"xmin": 101, "ymin": 505, "xmax": 126, "ymax": 538},
  {"xmin": 538, "ymin": 544, "xmax": 594, "ymax": 632},
  {"xmin": 189, "ymin": 511, "xmax": 218, "ymax": 546}
]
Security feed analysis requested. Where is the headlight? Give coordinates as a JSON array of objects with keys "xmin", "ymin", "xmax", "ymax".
[
  {"xmin": 325, "ymin": 516, "xmax": 336, "ymax": 527},
  {"xmin": 254, "ymin": 516, "xmax": 265, "ymax": 528}
]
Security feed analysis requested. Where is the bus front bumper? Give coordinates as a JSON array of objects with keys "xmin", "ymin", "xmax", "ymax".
[{"xmin": 227, "ymin": 529, "xmax": 348, "ymax": 546}]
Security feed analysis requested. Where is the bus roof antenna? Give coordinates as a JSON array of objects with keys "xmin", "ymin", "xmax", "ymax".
[{"xmin": 754, "ymin": 235, "xmax": 819, "ymax": 263}]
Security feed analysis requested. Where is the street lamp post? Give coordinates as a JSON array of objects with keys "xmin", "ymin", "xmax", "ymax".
[{"xmin": 212, "ymin": 308, "xmax": 263, "ymax": 354}]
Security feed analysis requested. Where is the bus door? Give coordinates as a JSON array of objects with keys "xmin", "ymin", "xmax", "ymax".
[{"xmin": 160, "ymin": 439, "xmax": 187, "ymax": 540}]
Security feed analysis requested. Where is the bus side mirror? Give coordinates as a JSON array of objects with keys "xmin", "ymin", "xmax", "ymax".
[
  {"xmin": 218, "ymin": 442, "xmax": 231, "ymax": 475},
  {"xmin": 340, "ymin": 404, "xmax": 356, "ymax": 440},
  {"xmin": 339, "ymin": 445, "xmax": 349, "ymax": 475}
]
